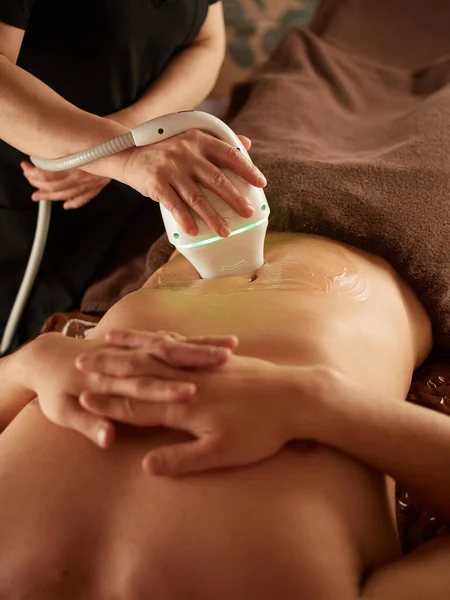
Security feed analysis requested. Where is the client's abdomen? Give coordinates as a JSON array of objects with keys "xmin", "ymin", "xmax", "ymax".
[{"xmin": 0, "ymin": 402, "xmax": 398, "ymax": 600}]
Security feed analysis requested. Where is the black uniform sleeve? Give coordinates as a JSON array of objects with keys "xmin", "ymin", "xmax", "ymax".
[{"xmin": 0, "ymin": 0, "xmax": 35, "ymax": 30}]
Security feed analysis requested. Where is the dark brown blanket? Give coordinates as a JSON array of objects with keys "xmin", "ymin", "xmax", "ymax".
[{"xmin": 82, "ymin": 0, "xmax": 450, "ymax": 348}]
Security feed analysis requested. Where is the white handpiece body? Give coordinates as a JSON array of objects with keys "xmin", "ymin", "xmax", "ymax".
[{"xmin": 132, "ymin": 111, "xmax": 270, "ymax": 278}]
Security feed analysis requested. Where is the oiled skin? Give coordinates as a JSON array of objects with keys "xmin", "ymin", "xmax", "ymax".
[{"xmin": 0, "ymin": 233, "xmax": 432, "ymax": 600}]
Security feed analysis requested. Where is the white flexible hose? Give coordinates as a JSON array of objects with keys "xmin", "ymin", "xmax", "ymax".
[
  {"xmin": 30, "ymin": 132, "xmax": 135, "ymax": 171},
  {"xmin": 1, "ymin": 200, "xmax": 51, "ymax": 354}
]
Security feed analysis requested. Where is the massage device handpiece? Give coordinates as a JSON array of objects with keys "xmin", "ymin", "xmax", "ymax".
[
  {"xmin": 29, "ymin": 110, "xmax": 270, "ymax": 279},
  {"xmin": 131, "ymin": 111, "xmax": 270, "ymax": 279}
]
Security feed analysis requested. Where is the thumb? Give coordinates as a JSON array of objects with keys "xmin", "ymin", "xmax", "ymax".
[{"xmin": 142, "ymin": 436, "xmax": 223, "ymax": 476}]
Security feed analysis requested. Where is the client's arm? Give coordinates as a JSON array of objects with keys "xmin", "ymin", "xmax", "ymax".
[
  {"xmin": 326, "ymin": 385, "xmax": 450, "ymax": 598},
  {"xmin": 315, "ymin": 377, "xmax": 450, "ymax": 522}
]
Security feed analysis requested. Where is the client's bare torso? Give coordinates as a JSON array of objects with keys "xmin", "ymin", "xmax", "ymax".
[{"xmin": 0, "ymin": 233, "xmax": 432, "ymax": 600}]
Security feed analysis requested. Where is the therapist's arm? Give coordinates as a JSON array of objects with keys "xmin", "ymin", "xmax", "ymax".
[
  {"xmin": 0, "ymin": 16, "xmax": 265, "ymax": 236},
  {"xmin": 108, "ymin": 3, "xmax": 226, "ymax": 128},
  {"xmin": 0, "ymin": 4, "xmax": 226, "ymax": 161},
  {"xmin": 0, "ymin": 21, "xmax": 129, "ymax": 175},
  {"xmin": 19, "ymin": 3, "xmax": 226, "ymax": 209}
]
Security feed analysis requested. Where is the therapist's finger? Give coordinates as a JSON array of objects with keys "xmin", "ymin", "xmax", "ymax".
[
  {"xmin": 205, "ymin": 136, "xmax": 267, "ymax": 188},
  {"xmin": 24, "ymin": 173, "xmax": 72, "ymax": 191},
  {"xmin": 152, "ymin": 182, "xmax": 198, "ymax": 236},
  {"xmin": 237, "ymin": 135, "xmax": 252, "ymax": 151},
  {"xmin": 193, "ymin": 159, "xmax": 255, "ymax": 222},
  {"xmin": 24, "ymin": 171, "xmax": 76, "ymax": 191},
  {"xmin": 31, "ymin": 183, "xmax": 99, "ymax": 202},
  {"xmin": 21, "ymin": 162, "xmax": 69, "ymax": 183},
  {"xmin": 171, "ymin": 174, "xmax": 231, "ymax": 237},
  {"xmin": 63, "ymin": 189, "xmax": 104, "ymax": 209}
]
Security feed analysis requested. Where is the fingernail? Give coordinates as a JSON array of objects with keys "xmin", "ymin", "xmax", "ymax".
[
  {"xmin": 187, "ymin": 227, "xmax": 198, "ymax": 237},
  {"xmin": 258, "ymin": 174, "xmax": 267, "ymax": 186},
  {"xmin": 219, "ymin": 225, "xmax": 230, "ymax": 238},
  {"xmin": 244, "ymin": 203, "xmax": 255, "ymax": 216},
  {"xmin": 97, "ymin": 426, "xmax": 108, "ymax": 448}
]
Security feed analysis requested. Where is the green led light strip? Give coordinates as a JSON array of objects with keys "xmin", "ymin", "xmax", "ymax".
[{"xmin": 176, "ymin": 217, "xmax": 268, "ymax": 249}]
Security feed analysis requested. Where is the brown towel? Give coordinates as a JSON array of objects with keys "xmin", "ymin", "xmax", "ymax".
[{"xmin": 82, "ymin": 0, "xmax": 450, "ymax": 348}]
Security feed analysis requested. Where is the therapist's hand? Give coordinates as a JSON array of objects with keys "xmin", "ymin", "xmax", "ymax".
[
  {"xmin": 21, "ymin": 161, "xmax": 111, "ymax": 209},
  {"xmin": 119, "ymin": 131, "xmax": 266, "ymax": 238},
  {"xmin": 80, "ymin": 350, "xmax": 336, "ymax": 476}
]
